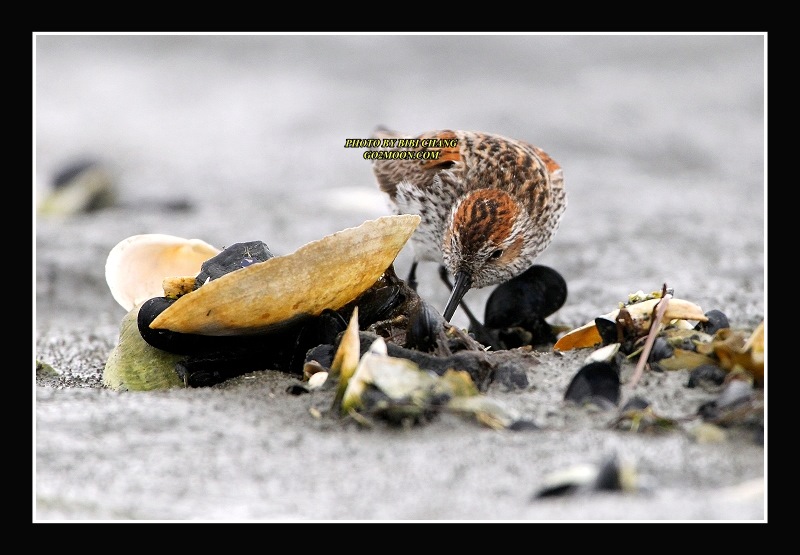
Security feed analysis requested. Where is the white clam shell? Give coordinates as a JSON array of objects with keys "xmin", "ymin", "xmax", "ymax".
[
  {"xmin": 149, "ymin": 214, "xmax": 420, "ymax": 336},
  {"xmin": 105, "ymin": 234, "xmax": 220, "ymax": 311}
]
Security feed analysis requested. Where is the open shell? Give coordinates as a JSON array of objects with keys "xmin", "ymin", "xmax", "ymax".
[
  {"xmin": 106, "ymin": 234, "xmax": 220, "ymax": 311},
  {"xmin": 149, "ymin": 214, "xmax": 420, "ymax": 336}
]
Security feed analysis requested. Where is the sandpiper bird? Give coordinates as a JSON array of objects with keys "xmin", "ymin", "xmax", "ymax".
[{"xmin": 369, "ymin": 128, "xmax": 566, "ymax": 322}]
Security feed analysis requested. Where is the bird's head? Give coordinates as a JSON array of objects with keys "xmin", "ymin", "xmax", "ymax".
[
  {"xmin": 440, "ymin": 188, "xmax": 542, "ymax": 320},
  {"xmin": 442, "ymin": 188, "xmax": 537, "ymax": 287}
]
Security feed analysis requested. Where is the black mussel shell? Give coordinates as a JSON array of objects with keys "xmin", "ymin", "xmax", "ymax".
[
  {"xmin": 484, "ymin": 265, "xmax": 567, "ymax": 329},
  {"xmin": 473, "ymin": 317, "xmax": 558, "ymax": 350},
  {"xmin": 137, "ymin": 296, "xmax": 287, "ymax": 356},
  {"xmin": 287, "ymin": 383, "xmax": 312, "ymax": 396},
  {"xmin": 195, "ymin": 240, "xmax": 274, "ymax": 287},
  {"xmin": 595, "ymin": 316, "xmax": 620, "ymax": 345},
  {"xmin": 593, "ymin": 454, "xmax": 627, "ymax": 492},
  {"xmin": 687, "ymin": 364, "xmax": 728, "ymax": 389},
  {"xmin": 648, "ymin": 336, "xmax": 674, "ymax": 362},
  {"xmin": 137, "ymin": 295, "xmax": 324, "ymax": 385},
  {"xmin": 695, "ymin": 309, "xmax": 730, "ymax": 335},
  {"xmin": 564, "ymin": 361, "xmax": 620, "ymax": 409},
  {"xmin": 535, "ymin": 480, "xmax": 581, "ymax": 498},
  {"xmin": 490, "ymin": 327, "xmax": 530, "ymax": 350},
  {"xmin": 352, "ymin": 284, "xmax": 404, "ymax": 328},
  {"xmin": 290, "ymin": 309, "xmax": 348, "ymax": 372},
  {"xmin": 507, "ymin": 419, "xmax": 539, "ymax": 431},
  {"xmin": 597, "ymin": 308, "xmax": 640, "ymax": 353},
  {"xmin": 304, "ymin": 343, "xmax": 336, "ymax": 370},
  {"xmin": 406, "ymin": 299, "xmax": 446, "ymax": 352},
  {"xmin": 295, "ymin": 309, "xmax": 348, "ymax": 351}
]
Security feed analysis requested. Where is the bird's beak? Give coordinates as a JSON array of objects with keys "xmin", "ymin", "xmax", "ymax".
[{"xmin": 442, "ymin": 270, "xmax": 472, "ymax": 322}]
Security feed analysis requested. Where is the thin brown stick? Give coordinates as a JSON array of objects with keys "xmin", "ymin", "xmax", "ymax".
[{"xmin": 627, "ymin": 288, "xmax": 672, "ymax": 389}]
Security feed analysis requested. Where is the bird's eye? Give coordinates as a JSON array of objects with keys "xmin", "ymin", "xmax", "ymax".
[{"xmin": 490, "ymin": 249, "xmax": 503, "ymax": 260}]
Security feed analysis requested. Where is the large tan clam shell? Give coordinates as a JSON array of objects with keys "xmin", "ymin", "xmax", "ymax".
[
  {"xmin": 149, "ymin": 214, "xmax": 421, "ymax": 336},
  {"xmin": 105, "ymin": 234, "xmax": 221, "ymax": 311}
]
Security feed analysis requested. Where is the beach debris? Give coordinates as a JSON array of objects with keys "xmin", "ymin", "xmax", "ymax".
[
  {"xmin": 554, "ymin": 288, "xmax": 707, "ymax": 353},
  {"xmin": 533, "ymin": 453, "xmax": 646, "ymax": 498},
  {"xmin": 553, "ymin": 285, "xmax": 764, "ymax": 389},
  {"xmin": 564, "ymin": 360, "xmax": 620, "ymax": 410},
  {"xmin": 610, "ymin": 398, "xmax": 681, "ymax": 434},
  {"xmin": 336, "ymin": 334, "xmax": 531, "ymax": 429},
  {"xmin": 106, "ymin": 233, "xmax": 220, "ymax": 312},
  {"xmin": 478, "ymin": 264, "xmax": 568, "ymax": 348},
  {"xmin": 103, "ymin": 216, "xmax": 419, "ymax": 389},
  {"xmin": 38, "ymin": 159, "xmax": 116, "ymax": 216},
  {"xmin": 103, "ymin": 305, "xmax": 186, "ymax": 392},
  {"xmin": 148, "ymin": 215, "xmax": 419, "ymax": 336}
]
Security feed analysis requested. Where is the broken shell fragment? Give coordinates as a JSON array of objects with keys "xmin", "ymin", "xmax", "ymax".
[
  {"xmin": 307, "ymin": 371, "xmax": 329, "ymax": 390},
  {"xmin": 585, "ymin": 343, "xmax": 621, "ymax": 365},
  {"xmin": 105, "ymin": 233, "xmax": 220, "ymax": 311},
  {"xmin": 341, "ymin": 336, "xmax": 439, "ymax": 421},
  {"xmin": 553, "ymin": 320, "xmax": 603, "ymax": 351},
  {"xmin": 708, "ymin": 321, "xmax": 765, "ymax": 386},
  {"xmin": 162, "ymin": 276, "xmax": 199, "ymax": 300},
  {"xmin": 149, "ymin": 215, "xmax": 420, "ymax": 336},
  {"xmin": 331, "ymin": 308, "xmax": 363, "ymax": 410}
]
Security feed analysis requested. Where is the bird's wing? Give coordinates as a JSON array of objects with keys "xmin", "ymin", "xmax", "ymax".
[
  {"xmin": 369, "ymin": 128, "xmax": 465, "ymax": 199},
  {"xmin": 530, "ymin": 145, "xmax": 564, "ymax": 189},
  {"xmin": 456, "ymin": 132, "xmax": 563, "ymax": 198}
]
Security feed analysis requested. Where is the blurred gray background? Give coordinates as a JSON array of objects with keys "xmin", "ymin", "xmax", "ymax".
[{"xmin": 34, "ymin": 34, "xmax": 765, "ymax": 521}]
